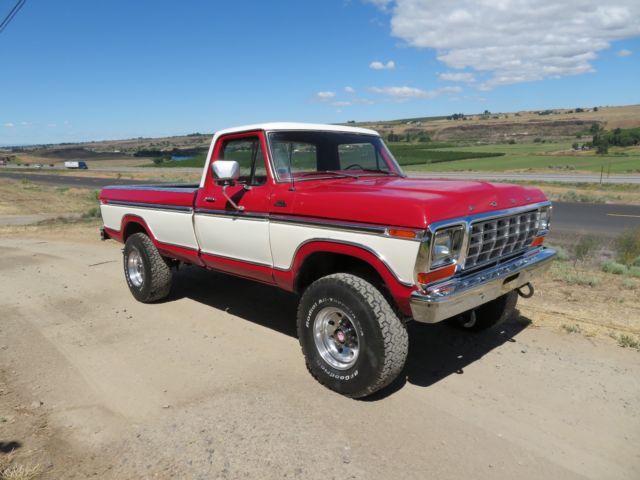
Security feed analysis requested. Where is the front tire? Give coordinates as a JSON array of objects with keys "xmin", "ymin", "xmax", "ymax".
[
  {"xmin": 123, "ymin": 233, "xmax": 172, "ymax": 303},
  {"xmin": 297, "ymin": 273, "xmax": 408, "ymax": 398}
]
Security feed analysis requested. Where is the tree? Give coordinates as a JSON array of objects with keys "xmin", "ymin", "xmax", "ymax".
[
  {"xmin": 596, "ymin": 140, "xmax": 609, "ymax": 155},
  {"xmin": 572, "ymin": 142, "xmax": 579, "ymax": 150}
]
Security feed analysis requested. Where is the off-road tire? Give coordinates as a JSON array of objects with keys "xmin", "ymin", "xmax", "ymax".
[
  {"xmin": 455, "ymin": 290, "xmax": 518, "ymax": 331},
  {"xmin": 123, "ymin": 233, "xmax": 172, "ymax": 303},
  {"xmin": 297, "ymin": 273, "xmax": 408, "ymax": 398}
]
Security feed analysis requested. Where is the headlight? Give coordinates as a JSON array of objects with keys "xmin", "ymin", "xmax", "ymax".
[
  {"xmin": 430, "ymin": 226, "xmax": 464, "ymax": 269},
  {"xmin": 539, "ymin": 206, "xmax": 551, "ymax": 233}
]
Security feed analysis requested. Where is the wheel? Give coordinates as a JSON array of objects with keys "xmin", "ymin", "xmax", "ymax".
[
  {"xmin": 123, "ymin": 232, "xmax": 173, "ymax": 303},
  {"xmin": 297, "ymin": 273, "xmax": 408, "ymax": 398},
  {"xmin": 453, "ymin": 290, "xmax": 518, "ymax": 331}
]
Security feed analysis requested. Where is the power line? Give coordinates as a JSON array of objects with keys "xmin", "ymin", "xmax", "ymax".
[{"xmin": 0, "ymin": 0, "xmax": 27, "ymax": 35}]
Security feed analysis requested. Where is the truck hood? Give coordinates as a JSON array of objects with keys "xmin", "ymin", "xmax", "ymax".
[{"xmin": 291, "ymin": 176, "xmax": 548, "ymax": 229}]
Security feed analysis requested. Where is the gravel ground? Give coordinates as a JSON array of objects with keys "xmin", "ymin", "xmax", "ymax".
[{"xmin": 0, "ymin": 231, "xmax": 638, "ymax": 479}]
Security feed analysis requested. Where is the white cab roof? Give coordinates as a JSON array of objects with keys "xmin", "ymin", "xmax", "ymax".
[{"xmin": 214, "ymin": 122, "xmax": 379, "ymax": 137}]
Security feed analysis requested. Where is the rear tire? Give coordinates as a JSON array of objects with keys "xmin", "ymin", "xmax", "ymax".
[
  {"xmin": 297, "ymin": 273, "xmax": 408, "ymax": 398},
  {"xmin": 123, "ymin": 232, "xmax": 172, "ymax": 303},
  {"xmin": 454, "ymin": 290, "xmax": 518, "ymax": 331}
]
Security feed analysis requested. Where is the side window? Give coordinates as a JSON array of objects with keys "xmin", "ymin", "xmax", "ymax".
[
  {"xmin": 338, "ymin": 142, "xmax": 387, "ymax": 171},
  {"xmin": 271, "ymin": 141, "xmax": 318, "ymax": 178},
  {"xmin": 220, "ymin": 137, "xmax": 267, "ymax": 185}
]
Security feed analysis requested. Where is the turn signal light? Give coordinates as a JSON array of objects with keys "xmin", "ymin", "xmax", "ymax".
[
  {"xmin": 388, "ymin": 229, "xmax": 418, "ymax": 239},
  {"xmin": 417, "ymin": 264, "xmax": 456, "ymax": 285},
  {"xmin": 531, "ymin": 236, "xmax": 545, "ymax": 247}
]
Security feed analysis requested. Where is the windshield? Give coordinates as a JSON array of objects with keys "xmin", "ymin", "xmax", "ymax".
[{"xmin": 267, "ymin": 131, "xmax": 405, "ymax": 181}]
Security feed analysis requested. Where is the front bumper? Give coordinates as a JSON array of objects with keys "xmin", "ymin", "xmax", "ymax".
[{"xmin": 410, "ymin": 247, "xmax": 556, "ymax": 324}]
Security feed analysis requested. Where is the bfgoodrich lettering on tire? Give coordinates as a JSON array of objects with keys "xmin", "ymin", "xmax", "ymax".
[
  {"xmin": 297, "ymin": 273, "xmax": 408, "ymax": 398},
  {"xmin": 123, "ymin": 232, "xmax": 172, "ymax": 303}
]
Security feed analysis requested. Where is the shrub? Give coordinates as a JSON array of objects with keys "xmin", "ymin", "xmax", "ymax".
[
  {"xmin": 601, "ymin": 261, "xmax": 627, "ymax": 275},
  {"xmin": 551, "ymin": 244, "xmax": 570, "ymax": 261},
  {"xmin": 627, "ymin": 266, "xmax": 640, "ymax": 278},
  {"xmin": 574, "ymin": 236, "xmax": 597, "ymax": 261},
  {"xmin": 615, "ymin": 227, "xmax": 640, "ymax": 265},
  {"xmin": 82, "ymin": 206, "xmax": 101, "ymax": 218}
]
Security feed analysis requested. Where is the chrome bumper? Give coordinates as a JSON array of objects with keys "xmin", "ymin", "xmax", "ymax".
[{"xmin": 410, "ymin": 247, "xmax": 556, "ymax": 324}]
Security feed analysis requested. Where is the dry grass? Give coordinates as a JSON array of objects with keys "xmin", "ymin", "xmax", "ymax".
[
  {"xmin": 0, "ymin": 452, "xmax": 42, "ymax": 480},
  {"xmin": 1, "ymin": 463, "xmax": 42, "ymax": 480},
  {"xmin": 521, "ymin": 234, "xmax": 640, "ymax": 348},
  {"xmin": 0, "ymin": 178, "xmax": 98, "ymax": 216}
]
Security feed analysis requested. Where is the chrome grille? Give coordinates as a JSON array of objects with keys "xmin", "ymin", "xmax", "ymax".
[{"xmin": 464, "ymin": 209, "xmax": 539, "ymax": 270}]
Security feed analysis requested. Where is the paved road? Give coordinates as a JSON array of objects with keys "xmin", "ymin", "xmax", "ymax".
[
  {"xmin": 552, "ymin": 201, "xmax": 640, "ymax": 236},
  {"xmin": 2, "ymin": 171, "xmax": 639, "ymax": 235},
  {"xmin": 411, "ymin": 171, "xmax": 640, "ymax": 184}
]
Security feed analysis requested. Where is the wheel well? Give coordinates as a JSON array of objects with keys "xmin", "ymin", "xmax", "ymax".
[
  {"xmin": 295, "ymin": 252, "xmax": 388, "ymax": 296},
  {"xmin": 122, "ymin": 221, "xmax": 148, "ymax": 241}
]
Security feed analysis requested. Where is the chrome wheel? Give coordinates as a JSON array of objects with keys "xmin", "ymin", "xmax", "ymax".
[
  {"xmin": 127, "ymin": 247, "xmax": 145, "ymax": 288},
  {"xmin": 313, "ymin": 306, "xmax": 360, "ymax": 370}
]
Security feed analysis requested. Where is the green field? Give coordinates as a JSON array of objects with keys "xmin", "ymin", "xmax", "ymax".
[
  {"xmin": 144, "ymin": 142, "xmax": 640, "ymax": 174},
  {"xmin": 394, "ymin": 142, "xmax": 640, "ymax": 173}
]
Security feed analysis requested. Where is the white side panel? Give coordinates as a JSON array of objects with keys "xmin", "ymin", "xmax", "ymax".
[
  {"xmin": 194, "ymin": 215, "xmax": 272, "ymax": 266},
  {"xmin": 269, "ymin": 222, "xmax": 419, "ymax": 285},
  {"xmin": 100, "ymin": 205, "xmax": 198, "ymax": 249}
]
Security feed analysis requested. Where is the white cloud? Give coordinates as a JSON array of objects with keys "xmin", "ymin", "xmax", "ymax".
[
  {"xmin": 369, "ymin": 85, "xmax": 461, "ymax": 98},
  {"xmin": 344, "ymin": 86, "xmax": 356, "ymax": 93},
  {"xmin": 332, "ymin": 101, "xmax": 353, "ymax": 107},
  {"xmin": 369, "ymin": 60, "xmax": 396, "ymax": 70},
  {"xmin": 371, "ymin": 0, "xmax": 640, "ymax": 89},
  {"xmin": 617, "ymin": 48, "xmax": 633, "ymax": 56},
  {"xmin": 438, "ymin": 71, "xmax": 476, "ymax": 83},
  {"xmin": 364, "ymin": 0, "xmax": 392, "ymax": 12},
  {"xmin": 3, "ymin": 122, "xmax": 14, "ymax": 128},
  {"xmin": 314, "ymin": 91, "xmax": 336, "ymax": 101}
]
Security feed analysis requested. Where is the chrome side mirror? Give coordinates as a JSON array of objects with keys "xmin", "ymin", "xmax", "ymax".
[
  {"xmin": 212, "ymin": 160, "xmax": 240, "ymax": 183},
  {"xmin": 211, "ymin": 160, "xmax": 244, "ymax": 211}
]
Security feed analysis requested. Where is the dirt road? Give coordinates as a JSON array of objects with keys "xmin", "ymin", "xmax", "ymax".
[{"xmin": 1, "ymin": 231, "xmax": 639, "ymax": 479}]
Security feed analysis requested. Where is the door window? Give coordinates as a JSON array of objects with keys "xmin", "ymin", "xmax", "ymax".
[{"xmin": 220, "ymin": 137, "xmax": 267, "ymax": 185}]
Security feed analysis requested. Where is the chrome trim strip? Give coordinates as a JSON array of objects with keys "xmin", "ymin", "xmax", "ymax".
[
  {"xmin": 103, "ymin": 184, "xmax": 199, "ymax": 193},
  {"xmin": 105, "ymin": 200, "xmax": 193, "ymax": 212},
  {"xmin": 199, "ymin": 250, "xmax": 272, "ymax": 268},
  {"xmin": 194, "ymin": 208, "xmax": 269, "ymax": 221},
  {"xmin": 269, "ymin": 214, "xmax": 390, "ymax": 236},
  {"xmin": 410, "ymin": 247, "xmax": 556, "ymax": 323}
]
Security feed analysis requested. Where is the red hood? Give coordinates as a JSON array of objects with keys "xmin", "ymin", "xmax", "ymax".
[{"xmin": 291, "ymin": 176, "xmax": 547, "ymax": 229}]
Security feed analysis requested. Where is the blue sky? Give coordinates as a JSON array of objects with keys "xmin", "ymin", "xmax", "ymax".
[{"xmin": 1, "ymin": 0, "xmax": 639, "ymax": 145}]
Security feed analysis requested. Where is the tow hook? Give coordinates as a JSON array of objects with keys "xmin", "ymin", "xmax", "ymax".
[{"xmin": 517, "ymin": 283, "xmax": 535, "ymax": 299}]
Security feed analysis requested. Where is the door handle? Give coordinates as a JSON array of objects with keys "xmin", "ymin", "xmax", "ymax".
[
  {"xmin": 274, "ymin": 199, "xmax": 287, "ymax": 207},
  {"xmin": 205, "ymin": 197, "xmax": 216, "ymax": 203}
]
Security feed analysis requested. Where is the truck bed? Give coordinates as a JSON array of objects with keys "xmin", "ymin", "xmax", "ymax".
[{"xmin": 100, "ymin": 183, "xmax": 199, "ymax": 209}]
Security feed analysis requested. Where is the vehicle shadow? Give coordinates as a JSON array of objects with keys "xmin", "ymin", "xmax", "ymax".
[
  {"xmin": 169, "ymin": 266, "xmax": 532, "ymax": 399},
  {"xmin": 0, "ymin": 441, "xmax": 22, "ymax": 453}
]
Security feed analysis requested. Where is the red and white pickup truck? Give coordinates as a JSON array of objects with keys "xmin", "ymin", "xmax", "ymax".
[{"xmin": 99, "ymin": 123, "xmax": 556, "ymax": 398}]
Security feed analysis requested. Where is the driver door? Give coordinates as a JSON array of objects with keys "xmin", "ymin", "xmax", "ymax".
[{"xmin": 193, "ymin": 131, "xmax": 273, "ymax": 283}]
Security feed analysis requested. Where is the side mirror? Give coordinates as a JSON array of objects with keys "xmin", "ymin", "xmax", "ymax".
[{"xmin": 212, "ymin": 160, "xmax": 240, "ymax": 183}]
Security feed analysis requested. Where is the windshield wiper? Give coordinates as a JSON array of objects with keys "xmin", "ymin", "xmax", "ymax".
[
  {"xmin": 358, "ymin": 169, "xmax": 401, "ymax": 176},
  {"xmin": 298, "ymin": 170, "xmax": 360, "ymax": 179}
]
